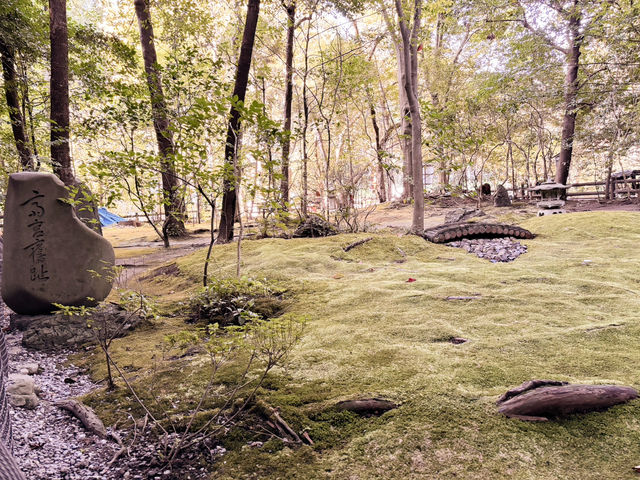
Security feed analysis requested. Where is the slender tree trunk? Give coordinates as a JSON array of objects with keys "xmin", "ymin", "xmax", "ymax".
[
  {"xmin": 370, "ymin": 104, "xmax": 387, "ymax": 203},
  {"xmin": 605, "ymin": 160, "xmax": 613, "ymax": 200},
  {"xmin": 555, "ymin": 2, "xmax": 582, "ymax": 186},
  {"xmin": 0, "ymin": 40, "xmax": 33, "ymax": 170},
  {"xmin": 395, "ymin": 0, "xmax": 424, "ymax": 232},
  {"xmin": 20, "ymin": 62, "xmax": 41, "ymax": 169},
  {"xmin": 134, "ymin": 0, "xmax": 187, "ymax": 238},
  {"xmin": 324, "ymin": 122, "xmax": 331, "ymax": 217},
  {"xmin": 217, "ymin": 0, "xmax": 261, "ymax": 243},
  {"xmin": 301, "ymin": 58, "xmax": 310, "ymax": 217},
  {"xmin": 510, "ymin": 143, "xmax": 516, "ymax": 198},
  {"xmin": 280, "ymin": 0, "xmax": 295, "ymax": 208},
  {"xmin": 49, "ymin": 0, "xmax": 74, "ymax": 185},
  {"xmin": 394, "ymin": 42, "xmax": 413, "ymax": 200},
  {"xmin": 258, "ymin": 77, "xmax": 273, "ymax": 218}
]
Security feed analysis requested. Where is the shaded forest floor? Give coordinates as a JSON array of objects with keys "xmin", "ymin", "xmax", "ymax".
[{"xmin": 86, "ymin": 205, "xmax": 640, "ymax": 480}]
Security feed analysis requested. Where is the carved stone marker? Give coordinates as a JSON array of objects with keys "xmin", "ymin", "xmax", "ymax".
[{"xmin": 1, "ymin": 172, "xmax": 115, "ymax": 315}]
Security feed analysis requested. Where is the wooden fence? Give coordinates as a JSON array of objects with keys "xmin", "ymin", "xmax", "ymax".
[
  {"xmin": 565, "ymin": 178, "xmax": 639, "ymax": 198},
  {"xmin": 519, "ymin": 177, "xmax": 640, "ymax": 200}
]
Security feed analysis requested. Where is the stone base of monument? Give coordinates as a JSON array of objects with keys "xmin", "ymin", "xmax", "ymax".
[
  {"xmin": 10, "ymin": 303, "xmax": 146, "ymax": 352},
  {"xmin": 1, "ymin": 172, "xmax": 115, "ymax": 315}
]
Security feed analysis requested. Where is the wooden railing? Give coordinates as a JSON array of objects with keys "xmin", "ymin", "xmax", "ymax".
[
  {"xmin": 565, "ymin": 178, "xmax": 639, "ymax": 198},
  {"xmin": 522, "ymin": 178, "xmax": 639, "ymax": 199}
]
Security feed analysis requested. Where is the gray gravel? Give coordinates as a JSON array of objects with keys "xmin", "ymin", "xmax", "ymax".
[
  {"xmin": 2, "ymin": 303, "xmax": 214, "ymax": 479},
  {"xmin": 447, "ymin": 237, "xmax": 528, "ymax": 262},
  {"xmin": 3, "ymin": 304, "xmax": 120, "ymax": 480}
]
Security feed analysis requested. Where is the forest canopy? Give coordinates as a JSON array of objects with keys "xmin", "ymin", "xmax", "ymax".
[{"xmin": 0, "ymin": 0, "xmax": 638, "ymax": 236}]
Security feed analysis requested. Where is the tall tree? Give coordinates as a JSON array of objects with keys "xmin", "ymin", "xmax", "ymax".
[
  {"xmin": 554, "ymin": 0, "xmax": 582, "ymax": 186},
  {"xmin": 217, "ymin": 0, "xmax": 261, "ymax": 243},
  {"xmin": 299, "ymin": 11, "xmax": 313, "ymax": 217},
  {"xmin": 382, "ymin": 6, "xmax": 412, "ymax": 200},
  {"xmin": 394, "ymin": 0, "xmax": 424, "ymax": 232},
  {"xmin": 49, "ymin": 0, "xmax": 74, "ymax": 185},
  {"xmin": 134, "ymin": 0, "xmax": 187, "ymax": 238},
  {"xmin": 514, "ymin": 0, "xmax": 602, "ymax": 185},
  {"xmin": 279, "ymin": 0, "xmax": 295, "ymax": 208},
  {"xmin": 0, "ymin": 38, "xmax": 33, "ymax": 170}
]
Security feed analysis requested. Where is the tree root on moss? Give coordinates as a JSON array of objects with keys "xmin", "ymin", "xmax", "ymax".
[
  {"xmin": 335, "ymin": 398, "xmax": 398, "ymax": 416},
  {"xmin": 343, "ymin": 237, "xmax": 373, "ymax": 252},
  {"xmin": 497, "ymin": 380, "xmax": 638, "ymax": 421}
]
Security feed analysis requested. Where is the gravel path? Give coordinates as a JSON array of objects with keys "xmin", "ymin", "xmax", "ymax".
[{"xmin": 2, "ymin": 303, "xmax": 120, "ymax": 479}]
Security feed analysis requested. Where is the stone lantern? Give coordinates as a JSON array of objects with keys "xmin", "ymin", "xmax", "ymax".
[{"xmin": 529, "ymin": 180, "xmax": 570, "ymax": 216}]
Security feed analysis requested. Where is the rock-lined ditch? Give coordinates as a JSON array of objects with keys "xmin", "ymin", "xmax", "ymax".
[
  {"xmin": 2, "ymin": 309, "xmax": 120, "ymax": 480},
  {"xmin": 447, "ymin": 237, "xmax": 528, "ymax": 263}
]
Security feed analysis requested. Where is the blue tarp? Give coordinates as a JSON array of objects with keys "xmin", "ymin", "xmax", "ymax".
[{"xmin": 98, "ymin": 207, "xmax": 126, "ymax": 227}]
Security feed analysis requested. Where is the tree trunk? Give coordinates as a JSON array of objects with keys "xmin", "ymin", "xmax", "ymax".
[
  {"xmin": 509, "ymin": 141, "xmax": 516, "ymax": 198},
  {"xmin": 555, "ymin": 2, "xmax": 582, "ymax": 186},
  {"xmin": 300, "ymin": 16, "xmax": 311, "ymax": 217},
  {"xmin": 20, "ymin": 63, "xmax": 41, "ymax": 170},
  {"xmin": 395, "ymin": 0, "xmax": 424, "ymax": 232},
  {"xmin": 394, "ymin": 42, "xmax": 413, "ymax": 200},
  {"xmin": 134, "ymin": 0, "xmax": 186, "ymax": 238},
  {"xmin": 324, "ymin": 122, "xmax": 331, "ymax": 217},
  {"xmin": 370, "ymin": 104, "xmax": 387, "ymax": 203},
  {"xmin": 0, "ymin": 40, "xmax": 33, "ymax": 171},
  {"xmin": 49, "ymin": 0, "xmax": 74, "ymax": 185},
  {"xmin": 280, "ymin": 0, "xmax": 295, "ymax": 209},
  {"xmin": 217, "ymin": 0, "xmax": 261, "ymax": 243}
]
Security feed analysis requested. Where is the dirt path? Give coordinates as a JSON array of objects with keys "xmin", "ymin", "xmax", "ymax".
[
  {"xmin": 115, "ymin": 237, "xmax": 211, "ymax": 285},
  {"xmin": 110, "ymin": 198, "xmax": 640, "ymax": 285}
]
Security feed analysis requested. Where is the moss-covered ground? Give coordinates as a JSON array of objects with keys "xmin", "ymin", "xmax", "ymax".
[{"xmin": 86, "ymin": 211, "xmax": 640, "ymax": 479}]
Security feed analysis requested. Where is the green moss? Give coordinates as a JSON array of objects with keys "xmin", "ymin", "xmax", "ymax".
[{"xmin": 83, "ymin": 212, "xmax": 640, "ymax": 479}]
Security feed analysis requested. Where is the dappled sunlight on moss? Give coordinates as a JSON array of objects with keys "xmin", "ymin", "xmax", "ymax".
[{"xmin": 83, "ymin": 212, "xmax": 640, "ymax": 479}]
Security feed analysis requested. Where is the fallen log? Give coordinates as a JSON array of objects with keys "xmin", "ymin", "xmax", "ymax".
[
  {"xmin": 336, "ymin": 398, "xmax": 398, "ymax": 416},
  {"xmin": 54, "ymin": 399, "xmax": 108, "ymax": 438},
  {"xmin": 497, "ymin": 380, "xmax": 638, "ymax": 421}
]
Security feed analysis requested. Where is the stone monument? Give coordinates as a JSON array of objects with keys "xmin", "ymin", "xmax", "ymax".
[{"xmin": 1, "ymin": 172, "xmax": 115, "ymax": 315}]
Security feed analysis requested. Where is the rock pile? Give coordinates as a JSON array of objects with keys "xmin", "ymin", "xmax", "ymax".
[
  {"xmin": 447, "ymin": 237, "xmax": 528, "ymax": 262},
  {"xmin": 11, "ymin": 303, "xmax": 145, "ymax": 352},
  {"xmin": 7, "ymin": 374, "xmax": 40, "ymax": 409}
]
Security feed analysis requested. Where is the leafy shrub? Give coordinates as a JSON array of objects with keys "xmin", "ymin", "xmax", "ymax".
[
  {"xmin": 118, "ymin": 290, "xmax": 159, "ymax": 320},
  {"xmin": 188, "ymin": 277, "xmax": 286, "ymax": 326}
]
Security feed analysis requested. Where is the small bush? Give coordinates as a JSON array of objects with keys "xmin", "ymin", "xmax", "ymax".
[
  {"xmin": 188, "ymin": 277, "xmax": 286, "ymax": 326},
  {"xmin": 293, "ymin": 215, "xmax": 337, "ymax": 238}
]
